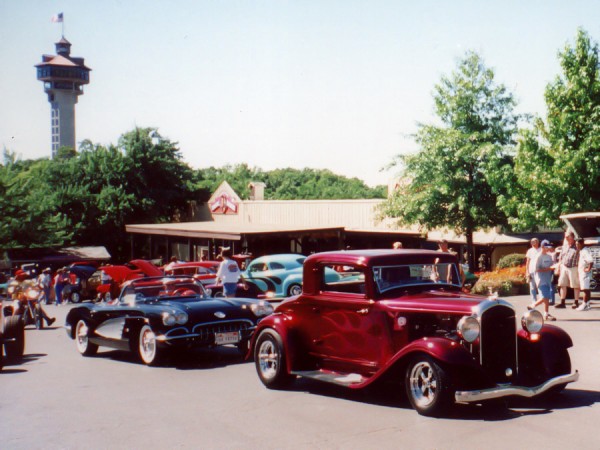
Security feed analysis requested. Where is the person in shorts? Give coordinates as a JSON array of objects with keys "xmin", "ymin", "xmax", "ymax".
[
  {"xmin": 556, "ymin": 231, "xmax": 580, "ymax": 309},
  {"xmin": 528, "ymin": 240, "xmax": 557, "ymax": 321},
  {"xmin": 576, "ymin": 238, "xmax": 594, "ymax": 311}
]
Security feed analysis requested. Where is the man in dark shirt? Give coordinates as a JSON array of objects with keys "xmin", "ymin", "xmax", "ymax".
[{"xmin": 556, "ymin": 231, "xmax": 580, "ymax": 309}]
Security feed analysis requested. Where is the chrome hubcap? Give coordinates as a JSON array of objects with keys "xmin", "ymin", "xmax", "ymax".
[
  {"xmin": 409, "ymin": 362, "xmax": 438, "ymax": 407},
  {"xmin": 76, "ymin": 321, "xmax": 88, "ymax": 352},
  {"xmin": 258, "ymin": 339, "xmax": 278, "ymax": 380},
  {"xmin": 139, "ymin": 327, "xmax": 156, "ymax": 363}
]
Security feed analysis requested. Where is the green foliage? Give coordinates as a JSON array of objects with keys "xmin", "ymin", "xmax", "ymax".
[
  {"xmin": 499, "ymin": 29, "xmax": 600, "ymax": 230},
  {"xmin": 497, "ymin": 253, "xmax": 526, "ymax": 269},
  {"xmin": 196, "ymin": 164, "xmax": 385, "ymax": 200},
  {"xmin": 381, "ymin": 51, "xmax": 518, "ymax": 268},
  {"xmin": 0, "ymin": 128, "xmax": 200, "ymax": 260}
]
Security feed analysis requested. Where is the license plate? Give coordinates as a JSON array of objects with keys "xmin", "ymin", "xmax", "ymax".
[{"xmin": 215, "ymin": 331, "xmax": 240, "ymax": 345}]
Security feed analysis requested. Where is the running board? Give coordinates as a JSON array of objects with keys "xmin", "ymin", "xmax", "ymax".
[{"xmin": 291, "ymin": 370, "xmax": 367, "ymax": 387}]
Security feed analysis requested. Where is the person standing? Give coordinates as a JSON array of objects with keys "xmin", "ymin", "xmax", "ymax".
[
  {"xmin": 556, "ymin": 231, "xmax": 580, "ymax": 309},
  {"xmin": 525, "ymin": 238, "xmax": 541, "ymax": 306},
  {"xmin": 392, "ymin": 242, "xmax": 403, "ymax": 249},
  {"xmin": 37, "ymin": 268, "xmax": 52, "ymax": 305},
  {"xmin": 576, "ymin": 238, "xmax": 593, "ymax": 311},
  {"xmin": 528, "ymin": 240, "xmax": 557, "ymax": 321},
  {"xmin": 53, "ymin": 268, "xmax": 66, "ymax": 306},
  {"xmin": 216, "ymin": 249, "xmax": 241, "ymax": 298}
]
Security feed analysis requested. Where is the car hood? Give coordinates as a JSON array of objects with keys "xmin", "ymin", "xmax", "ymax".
[
  {"xmin": 380, "ymin": 289, "xmax": 488, "ymax": 315},
  {"xmin": 561, "ymin": 213, "xmax": 600, "ymax": 242},
  {"xmin": 148, "ymin": 297, "xmax": 256, "ymax": 322}
]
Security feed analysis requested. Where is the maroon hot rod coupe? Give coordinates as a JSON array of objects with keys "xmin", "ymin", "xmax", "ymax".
[{"xmin": 251, "ymin": 249, "xmax": 579, "ymax": 416}]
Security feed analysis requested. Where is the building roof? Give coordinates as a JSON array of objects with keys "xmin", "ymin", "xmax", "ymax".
[{"xmin": 125, "ymin": 222, "xmax": 346, "ymax": 240}]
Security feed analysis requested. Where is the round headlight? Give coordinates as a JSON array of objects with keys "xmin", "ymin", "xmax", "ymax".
[
  {"xmin": 522, "ymin": 309, "xmax": 544, "ymax": 333},
  {"xmin": 457, "ymin": 316, "xmax": 480, "ymax": 343},
  {"xmin": 250, "ymin": 301, "xmax": 274, "ymax": 317},
  {"xmin": 7, "ymin": 286, "xmax": 15, "ymax": 294},
  {"xmin": 162, "ymin": 312, "xmax": 176, "ymax": 326},
  {"xmin": 175, "ymin": 311, "xmax": 188, "ymax": 324},
  {"xmin": 27, "ymin": 289, "xmax": 40, "ymax": 300}
]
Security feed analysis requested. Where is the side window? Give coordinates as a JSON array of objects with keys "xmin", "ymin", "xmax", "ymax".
[
  {"xmin": 321, "ymin": 264, "xmax": 366, "ymax": 295},
  {"xmin": 270, "ymin": 262, "xmax": 285, "ymax": 270}
]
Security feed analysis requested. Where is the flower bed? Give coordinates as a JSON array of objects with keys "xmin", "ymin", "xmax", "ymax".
[{"xmin": 472, "ymin": 265, "xmax": 527, "ymax": 296}]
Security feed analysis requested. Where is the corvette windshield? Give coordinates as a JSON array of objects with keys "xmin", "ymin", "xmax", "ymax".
[
  {"xmin": 121, "ymin": 278, "xmax": 206, "ymax": 302},
  {"xmin": 373, "ymin": 263, "xmax": 461, "ymax": 293}
]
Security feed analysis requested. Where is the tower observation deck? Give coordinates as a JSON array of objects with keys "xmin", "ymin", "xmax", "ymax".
[{"xmin": 36, "ymin": 38, "xmax": 91, "ymax": 157}]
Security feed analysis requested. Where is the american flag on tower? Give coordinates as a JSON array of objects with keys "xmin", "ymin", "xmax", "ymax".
[{"xmin": 51, "ymin": 13, "xmax": 64, "ymax": 23}]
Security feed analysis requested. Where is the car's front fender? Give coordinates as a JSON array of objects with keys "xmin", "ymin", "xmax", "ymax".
[{"xmin": 249, "ymin": 312, "xmax": 298, "ymax": 372}]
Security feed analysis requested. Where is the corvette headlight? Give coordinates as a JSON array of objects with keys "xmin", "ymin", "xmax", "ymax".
[
  {"xmin": 27, "ymin": 289, "xmax": 40, "ymax": 300},
  {"xmin": 174, "ymin": 311, "xmax": 188, "ymax": 324},
  {"xmin": 162, "ymin": 312, "xmax": 176, "ymax": 326},
  {"xmin": 457, "ymin": 316, "xmax": 480, "ymax": 343},
  {"xmin": 522, "ymin": 309, "xmax": 544, "ymax": 333},
  {"xmin": 250, "ymin": 300, "xmax": 274, "ymax": 317}
]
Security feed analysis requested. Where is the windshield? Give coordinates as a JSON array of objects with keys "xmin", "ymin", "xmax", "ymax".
[
  {"xmin": 373, "ymin": 263, "xmax": 461, "ymax": 293},
  {"xmin": 120, "ymin": 277, "xmax": 207, "ymax": 303}
]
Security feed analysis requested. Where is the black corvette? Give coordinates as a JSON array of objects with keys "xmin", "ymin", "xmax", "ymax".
[{"xmin": 64, "ymin": 276, "xmax": 274, "ymax": 365}]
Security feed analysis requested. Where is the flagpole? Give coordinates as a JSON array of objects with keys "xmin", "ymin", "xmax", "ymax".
[{"xmin": 62, "ymin": 15, "xmax": 65, "ymax": 37}]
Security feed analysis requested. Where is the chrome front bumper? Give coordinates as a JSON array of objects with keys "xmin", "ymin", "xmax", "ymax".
[{"xmin": 455, "ymin": 371, "xmax": 579, "ymax": 403}]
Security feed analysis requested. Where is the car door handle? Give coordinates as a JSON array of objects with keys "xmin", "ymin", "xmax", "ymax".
[
  {"xmin": 312, "ymin": 307, "xmax": 320, "ymax": 314},
  {"xmin": 356, "ymin": 308, "xmax": 370, "ymax": 315}
]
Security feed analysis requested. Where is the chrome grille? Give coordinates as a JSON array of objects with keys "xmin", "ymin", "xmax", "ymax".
[
  {"xmin": 192, "ymin": 320, "xmax": 253, "ymax": 342},
  {"xmin": 480, "ymin": 304, "xmax": 517, "ymax": 383}
]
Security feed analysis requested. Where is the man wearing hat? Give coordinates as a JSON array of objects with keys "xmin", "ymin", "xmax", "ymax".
[
  {"xmin": 37, "ymin": 268, "xmax": 52, "ymax": 305},
  {"xmin": 528, "ymin": 240, "xmax": 557, "ymax": 321}
]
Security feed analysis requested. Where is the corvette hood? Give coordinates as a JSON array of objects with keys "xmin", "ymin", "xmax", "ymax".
[{"xmin": 153, "ymin": 297, "xmax": 256, "ymax": 322}]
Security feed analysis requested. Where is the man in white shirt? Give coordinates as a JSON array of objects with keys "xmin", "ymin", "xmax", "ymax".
[{"xmin": 216, "ymin": 249, "xmax": 241, "ymax": 298}]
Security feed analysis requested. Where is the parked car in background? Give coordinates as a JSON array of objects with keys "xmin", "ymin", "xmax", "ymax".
[
  {"xmin": 65, "ymin": 276, "xmax": 274, "ymax": 365},
  {"xmin": 251, "ymin": 249, "xmax": 578, "ymax": 416},
  {"xmin": 243, "ymin": 253, "xmax": 341, "ymax": 298},
  {"xmin": 62, "ymin": 265, "xmax": 98, "ymax": 303},
  {"xmin": 95, "ymin": 259, "xmax": 163, "ymax": 303},
  {"xmin": 164, "ymin": 261, "xmax": 219, "ymax": 285},
  {"xmin": 561, "ymin": 212, "xmax": 600, "ymax": 290}
]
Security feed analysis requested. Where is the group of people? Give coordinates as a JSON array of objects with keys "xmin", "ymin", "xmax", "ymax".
[{"xmin": 526, "ymin": 231, "xmax": 594, "ymax": 321}]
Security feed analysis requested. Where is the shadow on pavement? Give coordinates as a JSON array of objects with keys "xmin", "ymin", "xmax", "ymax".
[
  {"xmin": 96, "ymin": 345, "xmax": 250, "ymax": 370},
  {"xmin": 284, "ymin": 379, "xmax": 598, "ymax": 421}
]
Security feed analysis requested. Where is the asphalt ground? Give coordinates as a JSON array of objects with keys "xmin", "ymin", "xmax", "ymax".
[{"xmin": 1, "ymin": 293, "xmax": 599, "ymax": 449}]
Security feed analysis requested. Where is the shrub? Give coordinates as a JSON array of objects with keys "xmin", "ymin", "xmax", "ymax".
[
  {"xmin": 497, "ymin": 253, "xmax": 526, "ymax": 269},
  {"xmin": 472, "ymin": 266, "xmax": 527, "ymax": 296}
]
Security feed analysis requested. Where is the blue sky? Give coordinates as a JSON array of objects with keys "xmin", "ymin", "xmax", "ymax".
[{"xmin": 1, "ymin": 1, "xmax": 599, "ymax": 186}]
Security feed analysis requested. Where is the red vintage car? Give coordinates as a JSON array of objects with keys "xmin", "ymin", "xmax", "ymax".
[
  {"xmin": 164, "ymin": 261, "xmax": 220, "ymax": 285},
  {"xmin": 95, "ymin": 260, "xmax": 163, "ymax": 303},
  {"xmin": 251, "ymin": 249, "xmax": 579, "ymax": 416}
]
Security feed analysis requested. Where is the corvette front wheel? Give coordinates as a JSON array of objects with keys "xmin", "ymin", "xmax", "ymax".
[
  {"xmin": 75, "ymin": 320, "xmax": 98, "ymax": 356},
  {"xmin": 136, "ymin": 325, "xmax": 163, "ymax": 366}
]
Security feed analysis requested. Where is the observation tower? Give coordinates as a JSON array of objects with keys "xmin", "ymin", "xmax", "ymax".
[{"xmin": 35, "ymin": 37, "xmax": 91, "ymax": 157}]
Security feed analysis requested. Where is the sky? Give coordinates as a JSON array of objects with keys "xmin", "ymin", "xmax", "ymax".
[{"xmin": 1, "ymin": 1, "xmax": 599, "ymax": 187}]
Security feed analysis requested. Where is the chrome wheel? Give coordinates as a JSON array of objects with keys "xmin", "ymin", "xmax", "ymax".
[
  {"xmin": 288, "ymin": 284, "xmax": 302, "ymax": 296},
  {"xmin": 258, "ymin": 338, "xmax": 278, "ymax": 381},
  {"xmin": 138, "ymin": 325, "xmax": 158, "ymax": 365},
  {"xmin": 254, "ymin": 330, "xmax": 294, "ymax": 388},
  {"xmin": 408, "ymin": 361, "xmax": 438, "ymax": 408},
  {"xmin": 405, "ymin": 355, "xmax": 451, "ymax": 416},
  {"xmin": 75, "ymin": 320, "xmax": 98, "ymax": 356}
]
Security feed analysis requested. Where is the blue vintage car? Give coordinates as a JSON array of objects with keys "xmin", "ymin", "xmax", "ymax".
[{"xmin": 243, "ymin": 254, "xmax": 341, "ymax": 298}]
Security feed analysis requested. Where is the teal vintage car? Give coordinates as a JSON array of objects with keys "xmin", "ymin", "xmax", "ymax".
[{"xmin": 243, "ymin": 254, "xmax": 341, "ymax": 298}]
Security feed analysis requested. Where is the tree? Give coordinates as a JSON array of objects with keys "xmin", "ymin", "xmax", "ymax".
[
  {"xmin": 381, "ymin": 51, "xmax": 519, "ymax": 269},
  {"xmin": 499, "ymin": 29, "xmax": 600, "ymax": 230}
]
